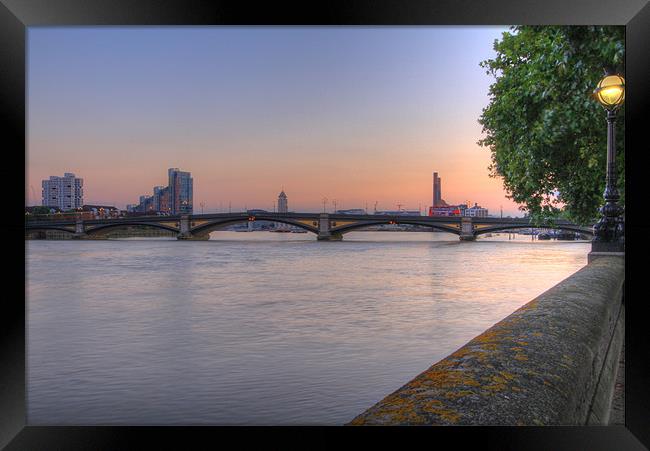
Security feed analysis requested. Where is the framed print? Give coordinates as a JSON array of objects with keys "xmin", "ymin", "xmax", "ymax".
[{"xmin": 3, "ymin": 0, "xmax": 649, "ymax": 449}]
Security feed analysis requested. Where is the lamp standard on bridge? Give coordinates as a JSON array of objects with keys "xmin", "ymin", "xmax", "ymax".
[{"xmin": 591, "ymin": 68, "xmax": 625, "ymax": 253}]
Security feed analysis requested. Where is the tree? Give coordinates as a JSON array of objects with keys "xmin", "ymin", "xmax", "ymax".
[
  {"xmin": 30, "ymin": 206, "xmax": 52, "ymax": 215},
  {"xmin": 478, "ymin": 26, "xmax": 624, "ymax": 225}
]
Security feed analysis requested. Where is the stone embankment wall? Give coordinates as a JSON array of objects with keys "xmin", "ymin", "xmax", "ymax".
[{"xmin": 349, "ymin": 255, "xmax": 624, "ymax": 425}]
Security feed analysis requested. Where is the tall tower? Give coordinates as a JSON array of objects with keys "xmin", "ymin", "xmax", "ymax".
[
  {"xmin": 277, "ymin": 189, "xmax": 288, "ymax": 213},
  {"xmin": 433, "ymin": 172, "xmax": 442, "ymax": 207},
  {"xmin": 168, "ymin": 168, "xmax": 193, "ymax": 214}
]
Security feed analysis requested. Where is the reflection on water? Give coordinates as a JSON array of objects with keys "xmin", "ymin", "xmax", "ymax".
[{"xmin": 26, "ymin": 231, "xmax": 590, "ymax": 425}]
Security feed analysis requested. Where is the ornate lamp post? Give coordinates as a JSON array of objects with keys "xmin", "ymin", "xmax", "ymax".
[{"xmin": 592, "ymin": 69, "xmax": 625, "ymax": 252}]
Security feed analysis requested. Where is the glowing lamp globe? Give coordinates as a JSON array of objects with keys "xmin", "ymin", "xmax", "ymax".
[{"xmin": 594, "ymin": 74, "xmax": 625, "ymax": 109}]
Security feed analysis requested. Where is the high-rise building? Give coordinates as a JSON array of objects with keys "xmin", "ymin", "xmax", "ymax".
[
  {"xmin": 432, "ymin": 171, "xmax": 448, "ymax": 207},
  {"xmin": 277, "ymin": 190, "xmax": 288, "ymax": 213},
  {"xmin": 129, "ymin": 170, "xmax": 185, "ymax": 214},
  {"xmin": 168, "ymin": 168, "xmax": 193, "ymax": 214},
  {"xmin": 433, "ymin": 172, "xmax": 440, "ymax": 207},
  {"xmin": 432, "ymin": 172, "xmax": 447, "ymax": 207},
  {"xmin": 158, "ymin": 186, "xmax": 170, "ymax": 214},
  {"xmin": 152, "ymin": 186, "xmax": 165, "ymax": 212},
  {"xmin": 41, "ymin": 173, "xmax": 83, "ymax": 211},
  {"xmin": 137, "ymin": 194, "xmax": 155, "ymax": 213}
]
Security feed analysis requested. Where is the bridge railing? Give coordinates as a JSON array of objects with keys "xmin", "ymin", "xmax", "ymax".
[{"xmin": 25, "ymin": 212, "xmax": 84, "ymax": 222}]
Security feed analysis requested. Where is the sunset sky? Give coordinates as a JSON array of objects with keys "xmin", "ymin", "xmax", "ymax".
[{"xmin": 27, "ymin": 26, "xmax": 523, "ymax": 216}]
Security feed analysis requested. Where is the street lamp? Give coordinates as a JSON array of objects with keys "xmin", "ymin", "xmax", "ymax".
[{"xmin": 592, "ymin": 68, "xmax": 625, "ymax": 252}]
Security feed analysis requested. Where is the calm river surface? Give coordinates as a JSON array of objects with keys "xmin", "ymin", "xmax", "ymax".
[{"xmin": 26, "ymin": 231, "xmax": 590, "ymax": 425}]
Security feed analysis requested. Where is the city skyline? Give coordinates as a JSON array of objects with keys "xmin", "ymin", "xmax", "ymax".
[
  {"xmin": 27, "ymin": 26, "xmax": 522, "ymax": 216},
  {"xmin": 37, "ymin": 167, "xmax": 498, "ymax": 216}
]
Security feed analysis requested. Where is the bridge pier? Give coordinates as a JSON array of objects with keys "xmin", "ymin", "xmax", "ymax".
[
  {"xmin": 317, "ymin": 213, "xmax": 343, "ymax": 241},
  {"xmin": 317, "ymin": 231, "xmax": 343, "ymax": 241},
  {"xmin": 459, "ymin": 217, "xmax": 476, "ymax": 241},
  {"xmin": 177, "ymin": 217, "xmax": 209, "ymax": 239},
  {"xmin": 72, "ymin": 220, "xmax": 88, "ymax": 239}
]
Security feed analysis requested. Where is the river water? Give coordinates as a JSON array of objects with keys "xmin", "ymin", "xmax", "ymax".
[{"xmin": 26, "ymin": 231, "xmax": 590, "ymax": 425}]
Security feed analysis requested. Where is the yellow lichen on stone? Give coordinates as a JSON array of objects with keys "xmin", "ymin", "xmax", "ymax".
[
  {"xmin": 422, "ymin": 403, "xmax": 462, "ymax": 423},
  {"xmin": 472, "ymin": 327, "xmax": 509, "ymax": 345},
  {"xmin": 517, "ymin": 299, "xmax": 539, "ymax": 311},
  {"xmin": 447, "ymin": 346, "xmax": 495, "ymax": 365},
  {"xmin": 449, "ymin": 347, "xmax": 476, "ymax": 360},
  {"xmin": 424, "ymin": 399, "xmax": 443, "ymax": 406},
  {"xmin": 482, "ymin": 372, "xmax": 518, "ymax": 393},
  {"xmin": 444, "ymin": 390, "xmax": 475, "ymax": 399},
  {"xmin": 369, "ymin": 395, "xmax": 425, "ymax": 424},
  {"xmin": 419, "ymin": 369, "xmax": 481, "ymax": 388},
  {"xmin": 480, "ymin": 343, "xmax": 499, "ymax": 351},
  {"xmin": 499, "ymin": 371, "xmax": 517, "ymax": 381},
  {"xmin": 434, "ymin": 408, "xmax": 462, "ymax": 423}
]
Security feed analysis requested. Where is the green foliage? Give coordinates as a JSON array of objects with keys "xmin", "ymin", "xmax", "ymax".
[
  {"xmin": 478, "ymin": 26, "xmax": 624, "ymax": 225},
  {"xmin": 30, "ymin": 206, "xmax": 52, "ymax": 215}
]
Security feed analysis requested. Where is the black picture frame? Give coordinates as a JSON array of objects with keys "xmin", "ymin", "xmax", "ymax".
[{"xmin": 3, "ymin": 0, "xmax": 649, "ymax": 449}]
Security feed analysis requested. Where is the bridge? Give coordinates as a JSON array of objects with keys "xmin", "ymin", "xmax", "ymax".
[{"xmin": 25, "ymin": 212, "xmax": 594, "ymax": 241}]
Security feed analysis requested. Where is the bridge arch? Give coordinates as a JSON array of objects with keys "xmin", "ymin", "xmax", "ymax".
[
  {"xmin": 474, "ymin": 224, "xmax": 593, "ymax": 236},
  {"xmin": 190, "ymin": 216, "xmax": 319, "ymax": 236},
  {"xmin": 84, "ymin": 222, "xmax": 180, "ymax": 236},
  {"xmin": 331, "ymin": 220, "xmax": 461, "ymax": 236}
]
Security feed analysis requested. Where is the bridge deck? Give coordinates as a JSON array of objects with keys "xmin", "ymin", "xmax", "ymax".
[{"xmin": 25, "ymin": 212, "xmax": 593, "ymax": 236}]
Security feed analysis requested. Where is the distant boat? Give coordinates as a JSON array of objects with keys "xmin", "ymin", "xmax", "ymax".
[
  {"xmin": 291, "ymin": 230, "xmax": 307, "ymax": 233},
  {"xmin": 272, "ymin": 229, "xmax": 292, "ymax": 233}
]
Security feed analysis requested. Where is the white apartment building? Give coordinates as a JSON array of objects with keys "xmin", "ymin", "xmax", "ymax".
[
  {"xmin": 464, "ymin": 202, "xmax": 489, "ymax": 218},
  {"xmin": 42, "ymin": 173, "xmax": 84, "ymax": 211}
]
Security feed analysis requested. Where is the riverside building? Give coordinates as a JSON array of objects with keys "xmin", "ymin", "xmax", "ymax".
[
  {"xmin": 168, "ymin": 168, "xmax": 193, "ymax": 214},
  {"xmin": 464, "ymin": 203, "xmax": 489, "ymax": 217},
  {"xmin": 41, "ymin": 173, "xmax": 83, "ymax": 211},
  {"xmin": 129, "ymin": 168, "xmax": 192, "ymax": 214}
]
